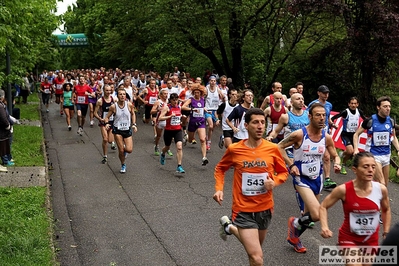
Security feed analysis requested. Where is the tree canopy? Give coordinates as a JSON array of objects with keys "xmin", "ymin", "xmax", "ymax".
[
  {"xmin": 0, "ymin": 0, "xmax": 59, "ymax": 86},
  {"xmin": 4, "ymin": 0, "xmax": 399, "ymax": 115}
]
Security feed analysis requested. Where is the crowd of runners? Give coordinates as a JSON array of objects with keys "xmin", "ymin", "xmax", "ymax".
[{"xmin": 39, "ymin": 67, "xmax": 398, "ymax": 266}]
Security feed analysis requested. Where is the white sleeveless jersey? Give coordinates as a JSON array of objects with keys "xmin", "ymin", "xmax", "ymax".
[
  {"xmin": 293, "ymin": 127, "xmax": 326, "ymax": 179},
  {"xmin": 205, "ymin": 86, "xmax": 220, "ymax": 110},
  {"xmin": 222, "ymin": 100, "xmax": 238, "ymax": 131}
]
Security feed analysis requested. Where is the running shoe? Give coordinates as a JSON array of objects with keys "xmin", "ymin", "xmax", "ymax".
[
  {"xmin": 142, "ymin": 113, "xmax": 145, "ymax": 123},
  {"xmin": 176, "ymin": 166, "xmax": 185, "ymax": 173},
  {"xmin": 292, "ymin": 239, "xmax": 307, "ymax": 253},
  {"xmin": 60, "ymin": 111, "xmax": 64, "ymax": 116},
  {"xmin": 46, "ymin": 109, "xmax": 49, "ymax": 113},
  {"xmin": 77, "ymin": 127, "xmax": 83, "ymax": 136},
  {"xmin": 154, "ymin": 145, "xmax": 160, "ymax": 156},
  {"xmin": 183, "ymin": 133, "xmax": 188, "ymax": 146},
  {"xmin": 120, "ymin": 164, "xmax": 126, "ymax": 173},
  {"xmin": 68, "ymin": 125, "xmax": 71, "ymax": 131},
  {"xmin": 191, "ymin": 139, "xmax": 197, "ymax": 144},
  {"xmin": 90, "ymin": 120, "xmax": 94, "ymax": 127},
  {"xmin": 160, "ymin": 153, "xmax": 166, "ymax": 165},
  {"xmin": 167, "ymin": 150, "xmax": 173, "ymax": 156},
  {"xmin": 111, "ymin": 142, "xmax": 117, "ymax": 150},
  {"xmin": 219, "ymin": 216, "xmax": 232, "ymax": 241},
  {"xmin": 340, "ymin": 166, "xmax": 347, "ymax": 175},
  {"xmin": 307, "ymin": 222, "xmax": 315, "ymax": 228},
  {"xmin": 202, "ymin": 157, "xmax": 209, "ymax": 166},
  {"xmin": 206, "ymin": 141, "xmax": 211, "ymax": 151},
  {"xmin": 323, "ymin": 178, "xmax": 337, "ymax": 189},
  {"xmin": 124, "ymin": 151, "xmax": 128, "ymax": 158},
  {"xmin": 101, "ymin": 157, "xmax": 107, "ymax": 164},
  {"xmin": 6, "ymin": 161, "xmax": 15, "ymax": 167},
  {"xmin": 287, "ymin": 217, "xmax": 300, "ymax": 246},
  {"xmin": 218, "ymin": 135, "xmax": 224, "ymax": 149},
  {"xmin": 0, "ymin": 165, "xmax": 8, "ymax": 172}
]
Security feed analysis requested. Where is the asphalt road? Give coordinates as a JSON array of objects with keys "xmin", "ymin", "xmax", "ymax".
[{"xmin": 43, "ymin": 103, "xmax": 399, "ymax": 266}]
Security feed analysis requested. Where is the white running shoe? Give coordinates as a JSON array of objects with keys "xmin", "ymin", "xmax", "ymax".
[{"xmin": 219, "ymin": 216, "xmax": 232, "ymax": 241}]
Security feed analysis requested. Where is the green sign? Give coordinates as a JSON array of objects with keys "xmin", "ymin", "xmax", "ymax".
[{"xmin": 54, "ymin": 33, "xmax": 89, "ymax": 47}]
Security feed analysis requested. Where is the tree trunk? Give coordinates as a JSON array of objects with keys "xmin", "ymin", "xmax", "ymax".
[{"xmin": 359, "ymin": 63, "xmax": 375, "ymax": 116}]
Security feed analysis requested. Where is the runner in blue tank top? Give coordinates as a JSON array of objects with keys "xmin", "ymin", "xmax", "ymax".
[
  {"xmin": 277, "ymin": 103, "xmax": 341, "ymax": 253},
  {"xmin": 353, "ymin": 96, "xmax": 399, "ymax": 186}
]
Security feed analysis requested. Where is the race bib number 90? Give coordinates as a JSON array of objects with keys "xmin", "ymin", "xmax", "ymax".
[
  {"xmin": 242, "ymin": 172, "xmax": 268, "ymax": 196},
  {"xmin": 302, "ymin": 161, "xmax": 320, "ymax": 180}
]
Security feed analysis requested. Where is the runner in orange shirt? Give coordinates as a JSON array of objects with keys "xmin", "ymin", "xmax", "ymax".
[{"xmin": 213, "ymin": 108, "xmax": 289, "ymax": 266}]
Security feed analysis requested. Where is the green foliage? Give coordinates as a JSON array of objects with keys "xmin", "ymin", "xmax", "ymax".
[
  {"xmin": 58, "ymin": 0, "xmax": 399, "ymax": 112},
  {"xmin": 0, "ymin": 187, "xmax": 54, "ymax": 265},
  {"xmin": 0, "ymin": 0, "xmax": 59, "ymax": 87}
]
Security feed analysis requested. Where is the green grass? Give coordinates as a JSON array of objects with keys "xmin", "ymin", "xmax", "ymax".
[
  {"xmin": 11, "ymin": 92, "xmax": 44, "ymax": 166},
  {"xmin": 15, "ymin": 93, "xmax": 41, "ymax": 121},
  {"xmin": 0, "ymin": 96, "xmax": 55, "ymax": 265},
  {"xmin": 0, "ymin": 187, "xmax": 54, "ymax": 266},
  {"xmin": 12, "ymin": 125, "xmax": 44, "ymax": 166}
]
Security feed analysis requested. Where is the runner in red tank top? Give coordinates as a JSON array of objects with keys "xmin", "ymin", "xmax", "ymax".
[
  {"xmin": 264, "ymin": 92, "xmax": 287, "ymax": 143},
  {"xmin": 158, "ymin": 93, "xmax": 185, "ymax": 174},
  {"xmin": 320, "ymin": 152, "xmax": 391, "ymax": 251}
]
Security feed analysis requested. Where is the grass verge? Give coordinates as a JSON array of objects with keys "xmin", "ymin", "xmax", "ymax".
[
  {"xmin": 0, "ymin": 187, "xmax": 54, "ymax": 265},
  {"xmin": 0, "ymin": 93, "xmax": 55, "ymax": 265},
  {"xmin": 12, "ymin": 125, "xmax": 44, "ymax": 167},
  {"xmin": 12, "ymin": 93, "xmax": 44, "ymax": 166}
]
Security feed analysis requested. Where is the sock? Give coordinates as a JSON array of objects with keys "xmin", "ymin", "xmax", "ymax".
[
  {"xmin": 178, "ymin": 164, "xmax": 181, "ymax": 167},
  {"xmin": 225, "ymin": 224, "xmax": 232, "ymax": 234},
  {"xmin": 298, "ymin": 212, "xmax": 314, "ymax": 236}
]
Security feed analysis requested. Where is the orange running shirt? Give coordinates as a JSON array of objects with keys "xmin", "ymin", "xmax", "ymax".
[{"xmin": 214, "ymin": 139, "xmax": 289, "ymax": 213}]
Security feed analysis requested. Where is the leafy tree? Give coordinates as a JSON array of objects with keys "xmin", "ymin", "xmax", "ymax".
[
  {"xmin": 287, "ymin": 0, "xmax": 399, "ymax": 111},
  {"xmin": 0, "ymin": 0, "xmax": 58, "ymax": 87}
]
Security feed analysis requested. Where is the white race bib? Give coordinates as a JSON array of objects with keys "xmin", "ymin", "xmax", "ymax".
[
  {"xmin": 170, "ymin": 115, "xmax": 181, "ymax": 126},
  {"xmin": 149, "ymin": 96, "xmax": 157, "ymax": 105},
  {"xmin": 347, "ymin": 116, "xmax": 359, "ymax": 132},
  {"xmin": 302, "ymin": 162, "xmax": 320, "ymax": 179},
  {"xmin": 44, "ymin": 89, "xmax": 50, "ymax": 94},
  {"xmin": 242, "ymin": 172, "xmax": 268, "ymax": 196},
  {"xmin": 193, "ymin": 108, "xmax": 204, "ymax": 118},
  {"xmin": 117, "ymin": 120, "xmax": 129, "ymax": 130},
  {"xmin": 77, "ymin": 96, "xmax": 86, "ymax": 104},
  {"xmin": 272, "ymin": 123, "xmax": 284, "ymax": 135},
  {"xmin": 349, "ymin": 212, "xmax": 379, "ymax": 235},
  {"xmin": 103, "ymin": 111, "xmax": 114, "ymax": 121},
  {"xmin": 210, "ymin": 98, "xmax": 219, "ymax": 109},
  {"xmin": 373, "ymin": 132, "xmax": 389, "ymax": 146}
]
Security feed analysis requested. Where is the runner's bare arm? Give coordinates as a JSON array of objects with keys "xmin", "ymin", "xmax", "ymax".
[
  {"xmin": 319, "ymin": 184, "xmax": 346, "ymax": 238},
  {"xmin": 93, "ymin": 98, "xmax": 103, "ymax": 122}
]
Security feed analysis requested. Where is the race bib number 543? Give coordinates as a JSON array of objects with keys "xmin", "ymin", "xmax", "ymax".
[{"xmin": 242, "ymin": 172, "xmax": 268, "ymax": 196}]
